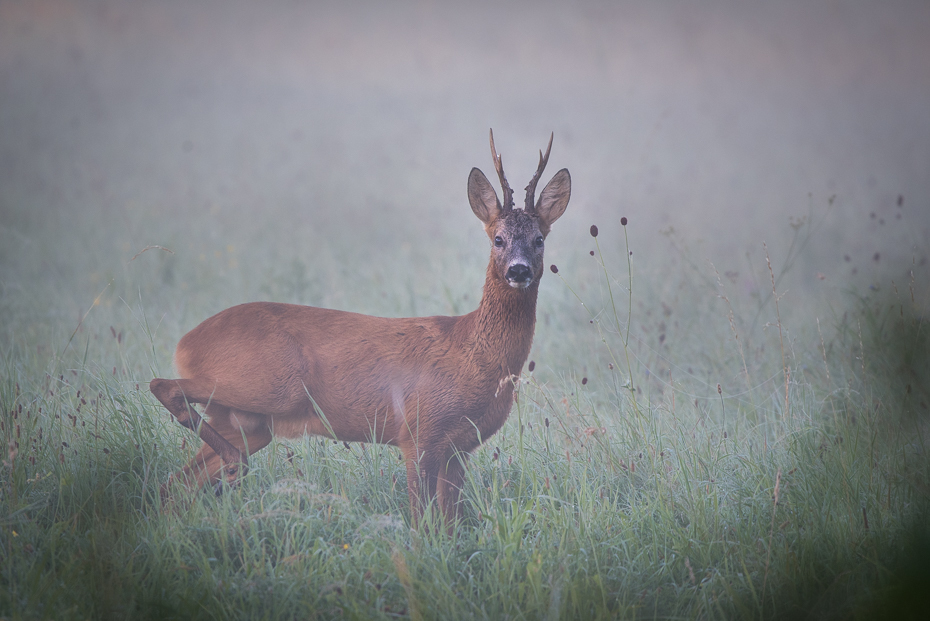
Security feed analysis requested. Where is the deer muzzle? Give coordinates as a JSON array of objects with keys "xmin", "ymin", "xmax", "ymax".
[{"xmin": 505, "ymin": 263, "xmax": 533, "ymax": 288}]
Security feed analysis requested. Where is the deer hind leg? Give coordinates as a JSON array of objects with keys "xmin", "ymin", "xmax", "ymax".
[
  {"xmin": 171, "ymin": 405, "xmax": 273, "ymax": 496},
  {"xmin": 150, "ymin": 378, "xmax": 272, "ymax": 494}
]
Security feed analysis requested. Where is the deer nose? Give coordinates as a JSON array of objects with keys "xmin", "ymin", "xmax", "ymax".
[{"xmin": 505, "ymin": 263, "xmax": 533, "ymax": 286}]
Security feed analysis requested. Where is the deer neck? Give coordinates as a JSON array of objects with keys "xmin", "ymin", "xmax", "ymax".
[{"xmin": 470, "ymin": 262, "xmax": 538, "ymax": 376}]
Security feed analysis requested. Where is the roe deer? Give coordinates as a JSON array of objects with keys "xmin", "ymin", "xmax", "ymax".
[{"xmin": 150, "ymin": 130, "xmax": 571, "ymax": 525}]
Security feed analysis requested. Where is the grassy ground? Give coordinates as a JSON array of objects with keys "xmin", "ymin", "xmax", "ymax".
[
  {"xmin": 2, "ymin": 207, "xmax": 929, "ymax": 619},
  {"xmin": 3, "ymin": 2, "xmax": 930, "ymax": 619}
]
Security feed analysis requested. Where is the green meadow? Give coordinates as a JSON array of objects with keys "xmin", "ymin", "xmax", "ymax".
[{"xmin": 2, "ymin": 2, "xmax": 929, "ymax": 619}]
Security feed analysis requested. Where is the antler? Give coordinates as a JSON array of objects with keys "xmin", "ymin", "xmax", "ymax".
[
  {"xmin": 489, "ymin": 129, "xmax": 514, "ymax": 211},
  {"xmin": 524, "ymin": 132, "xmax": 554, "ymax": 213}
]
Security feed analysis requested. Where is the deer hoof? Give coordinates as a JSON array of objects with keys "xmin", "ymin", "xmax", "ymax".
[{"xmin": 213, "ymin": 463, "xmax": 247, "ymax": 496}]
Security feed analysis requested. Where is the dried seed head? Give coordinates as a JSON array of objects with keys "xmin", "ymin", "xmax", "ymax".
[
  {"xmin": 590, "ymin": 224, "xmax": 598, "ymax": 237},
  {"xmin": 550, "ymin": 264, "xmax": 559, "ymax": 274},
  {"xmin": 528, "ymin": 360, "xmax": 536, "ymax": 372},
  {"xmin": 621, "ymin": 216, "xmax": 628, "ymax": 226},
  {"xmin": 582, "ymin": 377, "xmax": 588, "ymax": 385},
  {"xmin": 590, "ymin": 250, "xmax": 595, "ymax": 256}
]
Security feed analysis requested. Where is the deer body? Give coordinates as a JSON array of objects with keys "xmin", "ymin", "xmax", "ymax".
[{"xmin": 151, "ymin": 131, "xmax": 570, "ymax": 524}]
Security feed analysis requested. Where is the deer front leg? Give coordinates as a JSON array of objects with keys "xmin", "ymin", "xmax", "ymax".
[
  {"xmin": 436, "ymin": 452, "xmax": 467, "ymax": 526},
  {"xmin": 403, "ymin": 445, "xmax": 467, "ymax": 531},
  {"xmin": 402, "ymin": 444, "xmax": 441, "ymax": 527}
]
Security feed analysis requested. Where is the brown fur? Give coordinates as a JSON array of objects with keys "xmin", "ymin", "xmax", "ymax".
[{"xmin": 150, "ymin": 131, "xmax": 571, "ymax": 525}]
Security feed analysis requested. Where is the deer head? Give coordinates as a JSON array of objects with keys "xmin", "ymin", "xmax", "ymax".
[{"xmin": 467, "ymin": 130, "xmax": 571, "ymax": 289}]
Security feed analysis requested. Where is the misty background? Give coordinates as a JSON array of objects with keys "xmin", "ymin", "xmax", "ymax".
[
  {"xmin": 4, "ymin": 4, "xmax": 930, "ymax": 616},
  {"xmin": 1, "ymin": 0, "xmax": 928, "ymax": 353}
]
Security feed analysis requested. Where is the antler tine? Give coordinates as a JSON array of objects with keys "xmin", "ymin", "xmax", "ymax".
[
  {"xmin": 489, "ymin": 128, "xmax": 514, "ymax": 211},
  {"xmin": 524, "ymin": 132, "xmax": 554, "ymax": 213}
]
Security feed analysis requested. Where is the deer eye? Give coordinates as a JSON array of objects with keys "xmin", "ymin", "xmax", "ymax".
[
  {"xmin": 494, "ymin": 236, "xmax": 504, "ymax": 247},
  {"xmin": 535, "ymin": 235, "xmax": 544, "ymax": 247}
]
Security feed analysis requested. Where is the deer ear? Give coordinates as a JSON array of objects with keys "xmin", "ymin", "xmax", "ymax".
[
  {"xmin": 536, "ymin": 168, "xmax": 571, "ymax": 228},
  {"xmin": 468, "ymin": 168, "xmax": 502, "ymax": 225}
]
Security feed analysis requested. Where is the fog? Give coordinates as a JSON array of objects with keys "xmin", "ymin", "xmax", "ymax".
[{"xmin": 2, "ymin": 0, "xmax": 928, "ymax": 330}]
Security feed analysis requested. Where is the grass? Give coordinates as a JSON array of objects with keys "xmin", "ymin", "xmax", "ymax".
[{"xmin": 2, "ymin": 199, "xmax": 929, "ymax": 620}]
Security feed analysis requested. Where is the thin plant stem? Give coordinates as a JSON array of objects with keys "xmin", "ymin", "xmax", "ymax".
[{"xmin": 764, "ymin": 243, "xmax": 789, "ymax": 421}]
